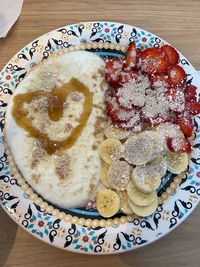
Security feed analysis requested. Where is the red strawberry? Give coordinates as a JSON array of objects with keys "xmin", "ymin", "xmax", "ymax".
[
  {"xmin": 185, "ymin": 101, "xmax": 200, "ymax": 115},
  {"xmin": 166, "ymin": 137, "xmax": 191, "ymax": 152},
  {"xmin": 161, "ymin": 45, "xmax": 179, "ymax": 65},
  {"xmin": 150, "ymin": 73, "xmax": 169, "ymax": 89},
  {"xmin": 140, "ymin": 47, "xmax": 169, "ymax": 74},
  {"xmin": 136, "ymin": 49, "xmax": 142, "ymax": 68},
  {"xmin": 124, "ymin": 42, "xmax": 137, "ymax": 68},
  {"xmin": 117, "ymin": 114, "xmax": 141, "ymax": 130},
  {"xmin": 140, "ymin": 110, "xmax": 171, "ymax": 126},
  {"xmin": 176, "ymin": 114, "xmax": 194, "ymax": 137},
  {"xmin": 184, "ymin": 85, "xmax": 197, "ymax": 102},
  {"xmin": 106, "ymin": 96, "xmax": 136, "ymax": 124},
  {"xmin": 105, "ymin": 59, "xmax": 123, "ymax": 87},
  {"xmin": 166, "ymin": 86, "xmax": 185, "ymax": 113},
  {"xmin": 167, "ymin": 65, "xmax": 186, "ymax": 86},
  {"xmin": 118, "ymin": 69, "xmax": 139, "ymax": 85},
  {"xmin": 116, "ymin": 84, "xmax": 144, "ymax": 110}
]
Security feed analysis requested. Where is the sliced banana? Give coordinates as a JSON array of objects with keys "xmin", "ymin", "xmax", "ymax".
[
  {"xmin": 99, "ymin": 138, "xmax": 125, "ymax": 164},
  {"xmin": 107, "ymin": 160, "xmax": 132, "ymax": 190},
  {"xmin": 128, "ymin": 196, "xmax": 158, "ymax": 217},
  {"xmin": 153, "ymin": 155, "xmax": 167, "ymax": 177},
  {"xmin": 124, "ymin": 131, "xmax": 163, "ymax": 165},
  {"xmin": 96, "ymin": 189, "xmax": 120, "ymax": 218},
  {"xmin": 132, "ymin": 160, "xmax": 162, "ymax": 193},
  {"xmin": 100, "ymin": 163, "xmax": 111, "ymax": 188},
  {"xmin": 118, "ymin": 190, "xmax": 134, "ymax": 215},
  {"xmin": 127, "ymin": 182, "xmax": 157, "ymax": 206},
  {"xmin": 107, "ymin": 160, "xmax": 133, "ymax": 190},
  {"xmin": 104, "ymin": 124, "xmax": 134, "ymax": 140},
  {"xmin": 166, "ymin": 152, "xmax": 188, "ymax": 174},
  {"xmin": 155, "ymin": 122, "xmax": 184, "ymax": 139}
]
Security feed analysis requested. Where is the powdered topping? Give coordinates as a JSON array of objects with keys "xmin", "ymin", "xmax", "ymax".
[
  {"xmin": 116, "ymin": 74, "xmax": 150, "ymax": 108},
  {"xmin": 55, "ymin": 153, "xmax": 71, "ymax": 181},
  {"xmin": 124, "ymin": 131, "xmax": 163, "ymax": 165},
  {"xmin": 107, "ymin": 160, "xmax": 132, "ymax": 190},
  {"xmin": 142, "ymin": 87, "xmax": 169, "ymax": 119}
]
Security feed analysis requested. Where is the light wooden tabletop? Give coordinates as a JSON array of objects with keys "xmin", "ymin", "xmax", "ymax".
[{"xmin": 0, "ymin": 0, "xmax": 200, "ymax": 266}]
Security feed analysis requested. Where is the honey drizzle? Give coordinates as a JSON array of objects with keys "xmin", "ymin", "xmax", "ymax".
[{"xmin": 12, "ymin": 78, "xmax": 93, "ymax": 155}]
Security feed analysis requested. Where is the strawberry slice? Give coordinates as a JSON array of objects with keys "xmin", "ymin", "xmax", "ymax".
[
  {"xmin": 118, "ymin": 69, "xmax": 139, "ymax": 85},
  {"xmin": 184, "ymin": 85, "xmax": 197, "ymax": 102},
  {"xmin": 185, "ymin": 101, "xmax": 200, "ymax": 115},
  {"xmin": 106, "ymin": 95, "xmax": 136, "ymax": 124},
  {"xmin": 166, "ymin": 137, "xmax": 191, "ymax": 152},
  {"xmin": 176, "ymin": 114, "xmax": 194, "ymax": 137},
  {"xmin": 161, "ymin": 45, "xmax": 179, "ymax": 65},
  {"xmin": 117, "ymin": 112, "xmax": 141, "ymax": 130},
  {"xmin": 141, "ymin": 112, "xmax": 171, "ymax": 126},
  {"xmin": 105, "ymin": 59, "xmax": 123, "ymax": 87},
  {"xmin": 136, "ymin": 49, "xmax": 142, "ymax": 68},
  {"xmin": 140, "ymin": 47, "xmax": 169, "ymax": 74},
  {"xmin": 116, "ymin": 83, "xmax": 145, "ymax": 110},
  {"xmin": 166, "ymin": 86, "xmax": 185, "ymax": 113},
  {"xmin": 167, "ymin": 65, "xmax": 186, "ymax": 86},
  {"xmin": 150, "ymin": 73, "xmax": 169, "ymax": 89},
  {"xmin": 124, "ymin": 42, "xmax": 137, "ymax": 68}
]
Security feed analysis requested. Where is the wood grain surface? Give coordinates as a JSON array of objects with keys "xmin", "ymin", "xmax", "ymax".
[{"xmin": 0, "ymin": 0, "xmax": 200, "ymax": 266}]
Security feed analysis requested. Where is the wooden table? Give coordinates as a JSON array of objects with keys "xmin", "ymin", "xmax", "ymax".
[{"xmin": 0, "ymin": 1, "xmax": 200, "ymax": 266}]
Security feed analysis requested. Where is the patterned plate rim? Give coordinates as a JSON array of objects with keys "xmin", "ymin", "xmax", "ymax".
[{"xmin": 0, "ymin": 21, "xmax": 200, "ymax": 254}]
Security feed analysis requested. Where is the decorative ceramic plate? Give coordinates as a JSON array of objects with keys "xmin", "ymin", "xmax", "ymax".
[{"xmin": 0, "ymin": 22, "xmax": 200, "ymax": 254}]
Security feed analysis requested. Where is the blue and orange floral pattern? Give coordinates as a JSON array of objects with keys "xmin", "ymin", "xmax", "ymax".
[{"xmin": 1, "ymin": 22, "xmax": 200, "ymax": 254}]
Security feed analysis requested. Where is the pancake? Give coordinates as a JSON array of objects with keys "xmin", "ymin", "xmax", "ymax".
[{"xmin": 5, "ymin": 50, "xmax": 108, "ymax": 208}]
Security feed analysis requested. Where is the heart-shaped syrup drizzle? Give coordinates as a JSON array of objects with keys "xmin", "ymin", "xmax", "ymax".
[{"xmin": 12, "ymin": 78, "xmax": 93, "ymax": 155}]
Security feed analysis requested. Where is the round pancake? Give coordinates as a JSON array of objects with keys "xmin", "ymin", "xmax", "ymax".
[{"xmin": 5, "ymin": 50, "xmax": 108, "ymax": 208}]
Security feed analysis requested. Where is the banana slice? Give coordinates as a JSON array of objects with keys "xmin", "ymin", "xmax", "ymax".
[
  {"xmin": 99, "ymin": 138, "xmax": 125, "ymax": 164},
  {"xmin": 124, "ymin": 131, "xmax": 163, "ymax": 165},
  {"xmin": 107, "ymin": 160, "xmax": 132, "ymax": 190},
  {"xmin": 166, "ymin": 152, "xmax": 188, "ymax": 174},
  {"xmin": 104, "ymin": 124, "xmax": 134, "ymax": 140},
  {"xmin": 156, "ymin": 122, "xmax": 184, "ymax": 139},
  {"xmin": 100, "ymin": 163, "xmax": 111, "ymax": 188},
  {"xmin": 154, "ymin": 155, "xmax": 167, "ymax": 177},
  {"xmin": 127, "ymin": 196, "xmax": 158, "ymax": 217},
  {"xmin": 127, "ymin": 182, "xmax": 157, "ymax": 206},
  {"xmin": 132, "ymin": 159, "xmax": 162, "ymax": 193},
  {"xmin": 96, "ymin": 189, "xmax": 120, "ymax": 218},
  {"xmin": 118, "ymin": 190, "xmax": 134, "ymax": 215}
]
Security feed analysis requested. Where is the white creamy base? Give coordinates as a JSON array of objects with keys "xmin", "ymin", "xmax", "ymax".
[{"xmin": 5, "ymin": 51, "xmax": 108, "ymax": 208}]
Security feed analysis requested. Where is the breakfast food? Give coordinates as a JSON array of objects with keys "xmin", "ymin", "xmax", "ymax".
[
  {"xmin": 5, "ymin": 40, "xmax": 199, "ymax": 219},
  {"xmin": 97, "ymin": 41, "xmax": 200, "ymax": 218},
  {"xmin": 5, "ymin": 50, "xmax": 108, "ymax": 208}
]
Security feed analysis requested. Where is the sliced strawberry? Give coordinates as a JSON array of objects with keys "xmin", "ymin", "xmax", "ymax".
[
  {"xmin": 105, "ymin": 59, "xmax": 123, "ymax": 87},
  {"xmin": 176, "ymin": 114, "xmax": 194, "ymax": 137},
  {"xmin": 161, "ymin": 45, "xmax": 179, "ymax": 65},
  {"xmin": 117, "ymin": 112, "xmax": 141, "ymax": 130},
  {"xmin": 185, "ymin": 101, "xmax": 200, "ymax": 115},
  {"xmin": 136, "ymin": 49, "xmax": 142, "ymax": 68},
  {"xmin": 140, "ymin": 47, "xmax": 169, "ymax": 74},
  {"xmin": 167, "ymin": 65, "xmax": 186, "ymax": 86},
  {"xmin": 116, "ymin": 83, "xmax": 145, "ymax": 110},
  {"xmin": 150, "ymin": 73, "xmax": 169, "ymax": 89},
  {"xmin": 124, "ymin": 42, "xmax": 137, "ymax": 68},
  {"xmin": 184, "ymin": 85, "xmax": 197, "ymax": 102},
  {"xmin": 166, "ymin": 86, "xmax": 185, "ymax": 113},
  {"xmin": 106, "ymin": 95, "xmax": 137, "ymax": 124},
  {"xmin": 118, "ymin": 69, "xmax": 139, "ymax": 85},
  {"xmin": 166, "ymin": 137, "xmax": 191, "ymax": 152},
  {"xmin": 140, "ymin": 110, "xmax": 171, "ymax": 126}
]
